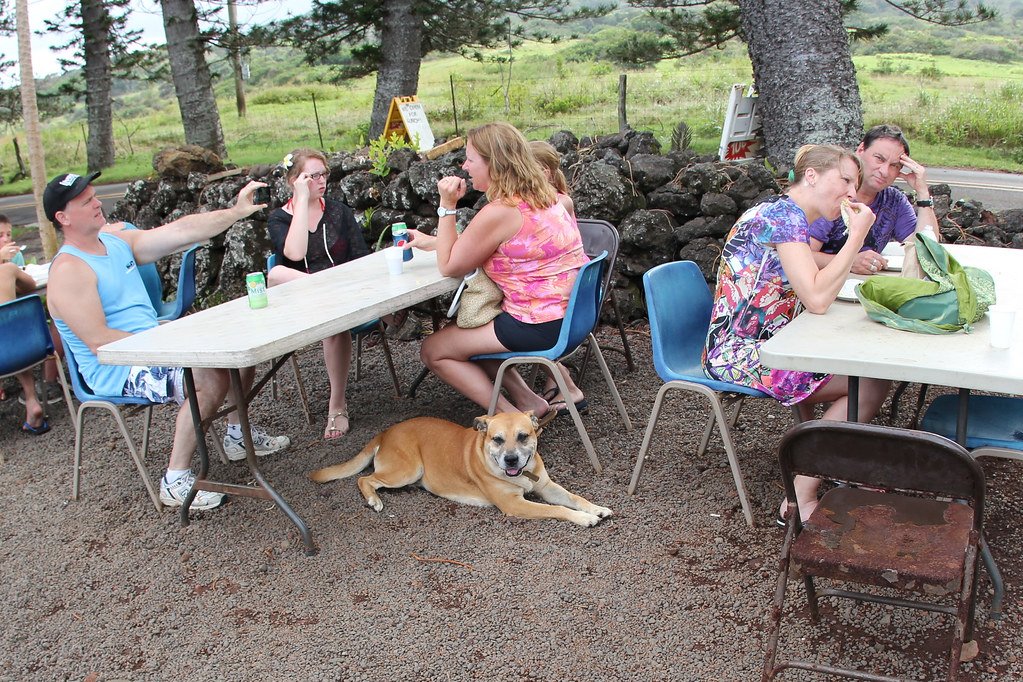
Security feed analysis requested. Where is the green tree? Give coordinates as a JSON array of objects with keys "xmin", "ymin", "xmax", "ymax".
[
  {"xmin": 280, "ymin": 0, "xmax": 612, "ymax": 138},
  {"xmin": 627, "ymin": 0, "xmax": 994, "ymax": 164},
  {"xmin": 42, "ymin": 0, "xmax": 159, "ymax": 172}
]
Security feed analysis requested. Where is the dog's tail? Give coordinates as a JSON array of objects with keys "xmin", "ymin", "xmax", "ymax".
[{"xmin": 308, "ymin": 437, "xmax": 381, "ymax": 483}]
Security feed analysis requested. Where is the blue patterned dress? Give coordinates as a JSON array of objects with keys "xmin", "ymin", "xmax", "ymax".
[{"xmin": 703, "ymin": 197, "xmax": 832, "ymax": 405}]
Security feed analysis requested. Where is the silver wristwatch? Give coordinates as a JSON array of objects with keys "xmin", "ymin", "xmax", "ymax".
[{"xmin": 437, "ymin": 206, "xmax": 457, "ymax": 218}]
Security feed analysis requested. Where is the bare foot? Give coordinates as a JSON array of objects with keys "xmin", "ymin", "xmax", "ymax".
[
  {"xmin": 324, "ymin": 408, "xmax": 350, "ymax": 440},
  {"xmin": 24, "ymin": 397, "xmax": 45, "ymax": 429}
]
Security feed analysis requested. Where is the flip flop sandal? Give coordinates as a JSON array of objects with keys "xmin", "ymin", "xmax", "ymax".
[
  {"xmin": 21, "ymin": 419, "xmax": 51, "ymax": 436},
  {"xmin": 324, "ymin": 409, "xmax": 350, "ymax": 441},
  {"xmin": 552, "ymin": 398, "xmax": 589, "ymax": 417},
  {"xmin": 539, "ymin": 386, "xmax": 560, "ymax": 403}
]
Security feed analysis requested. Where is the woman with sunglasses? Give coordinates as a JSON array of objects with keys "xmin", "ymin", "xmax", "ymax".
[{"xmin": 267, "ymin": 148, "xmax": 370, "ymax": 441}]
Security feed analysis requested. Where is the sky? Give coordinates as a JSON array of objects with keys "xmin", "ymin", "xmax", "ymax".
[{"xmin": 0, "ymin": 0, "xmax": 313, "ymax": 85}]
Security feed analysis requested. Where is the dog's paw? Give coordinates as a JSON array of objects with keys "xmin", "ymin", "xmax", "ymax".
[
  {"xmin": 365, "ymin": 495, "xmax": 384, "ymax": 512},
  {"xmin": 591, "ymin": 505, "xmax": 613, "ymax": 519},
  {"xmin": 570, "ymin": 511, "xmax": 603, "ymax": 527}
]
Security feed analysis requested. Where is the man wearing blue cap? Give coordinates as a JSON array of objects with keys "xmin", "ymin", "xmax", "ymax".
[{"xmin": 44, "ymin": 172, "xmax": 289, "ymax": 512}]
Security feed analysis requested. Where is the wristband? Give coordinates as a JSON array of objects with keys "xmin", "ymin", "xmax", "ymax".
[{"xmin": 915, "ymin": 198, "xmax": 933, "ymax": 208}]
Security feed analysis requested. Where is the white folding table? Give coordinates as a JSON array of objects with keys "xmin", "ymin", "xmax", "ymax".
[{"xmin": 98, "ymin": 249, "xmax": 459, "ymax": 554}]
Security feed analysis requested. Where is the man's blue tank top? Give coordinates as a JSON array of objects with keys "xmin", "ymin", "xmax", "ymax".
[{"xmin": 54, "ymin": 231, "xmax": 158, "ymax": 396}]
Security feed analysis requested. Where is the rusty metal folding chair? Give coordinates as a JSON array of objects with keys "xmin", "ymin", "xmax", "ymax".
[{"xmin": 764, "ymin": 421, "xmax": 985, "ymax": 682}]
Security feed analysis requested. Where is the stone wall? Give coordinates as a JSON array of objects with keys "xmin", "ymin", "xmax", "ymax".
[{"xmin": 110, "ymin": 136, "xmax": 1023, "ymax": 319}]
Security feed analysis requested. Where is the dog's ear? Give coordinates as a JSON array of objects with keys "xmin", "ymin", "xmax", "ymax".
[
  {"xmin": 473, "ymin": 415, "xmax": 491, "ymax": 432},
  {"xmin": 529, "ymin": 411, "xmax": 539, "ymax": 430}
]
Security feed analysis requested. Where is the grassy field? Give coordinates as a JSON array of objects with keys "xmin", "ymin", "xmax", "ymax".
[{"xmin": 1, "ymin": 41, "xmax": 1021, "ymax": 197}]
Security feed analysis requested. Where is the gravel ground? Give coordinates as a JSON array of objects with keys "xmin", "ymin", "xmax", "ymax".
[{"xmin": 1, "ymin": 324, "xmax": 1021, "ymax": 681}]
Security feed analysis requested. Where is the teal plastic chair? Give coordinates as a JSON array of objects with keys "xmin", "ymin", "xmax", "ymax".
[
  {"xmin": 142, "ymin": 244, "xmax": 199, "ymax": 321},
  {"xmin": 59, "ymin": 343, "xmax": 163, "ymax": 513},
  {"xmin": 628, "ymin": 260, "xmax": 774, "ymax": 528},
  {"xmin": 471, "ymin": 252, "xmax": 632, "ymax": 473},
  {"xmin": 122, "ymin": 223, "xmax": 199, "ymax": 322}
]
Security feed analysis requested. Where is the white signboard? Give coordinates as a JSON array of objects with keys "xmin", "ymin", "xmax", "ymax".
[
  {"xmin": 384, "ymin": 96, "xmax": 436, "ymax": 152},
  {"xmin": 718, "ymin": 84, "xmax": 763, "ymax": 162}
]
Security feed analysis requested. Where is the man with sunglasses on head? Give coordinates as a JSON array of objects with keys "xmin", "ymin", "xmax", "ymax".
[
  {"xmin": 45, "ymin": 172, "xmax": 290, "ymax": 512},
  {"xmin": 808, "ymin": 124, "xmax": 940, "ymax": 275}
]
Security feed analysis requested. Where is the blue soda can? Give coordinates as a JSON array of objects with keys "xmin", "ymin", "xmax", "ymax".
[{"xmin": 391, "ymin": 222, "xmax": 413, "ymax": 262}]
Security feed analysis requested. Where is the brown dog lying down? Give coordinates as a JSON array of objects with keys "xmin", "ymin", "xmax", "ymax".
[{"xmin": 309, "ymin": 412, "xmax": 612, "ymax": 526}]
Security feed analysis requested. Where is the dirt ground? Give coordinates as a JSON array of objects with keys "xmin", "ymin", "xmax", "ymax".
[{"xmin": 1, "ymin": 325, "xmax": 1021, "ymax": 681}]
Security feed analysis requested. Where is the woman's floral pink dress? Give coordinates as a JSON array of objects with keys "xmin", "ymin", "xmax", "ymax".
[{"xmin": 703, "ymin": 197, "xmax": 832, "ymax": 406}]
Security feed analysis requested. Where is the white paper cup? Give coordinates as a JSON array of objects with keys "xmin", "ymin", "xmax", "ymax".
[
  {"xmin": 988, "ymin": 304, "xmax": 1016, "ymax": 349},
  {"xmin": 384, "ymin": 247, "xmax": 404, "ymax": 275}
]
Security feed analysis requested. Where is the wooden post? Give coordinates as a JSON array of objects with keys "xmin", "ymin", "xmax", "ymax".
[
  {"xmin": 449, "ymin": 74, "xmax": 459, "ymax": 137},
  {"xmin": 311, "ymin": 92, "xmax": 324, "ymax": 149},
  {"xmin": 618, "ymin": 74, "xmax": 628, "ymax": 134}
]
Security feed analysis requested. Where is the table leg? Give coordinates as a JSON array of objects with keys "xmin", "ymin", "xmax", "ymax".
[
  {"xmin": 846, "ymin": 376, "xmax": 859, "ymax": 422},
  {"xmin": 178, "ymin": 366, "xmax": 318, "ymax": 555},
  {"xmin": 407, "ymin": 366, "xmax": 432, "ymax": 399},
  {"xmin": 225, "ymin": 368, "xmax": 317, "ymax": 556},
  {"xmin": 956, "ymin": 388, "xmax": 970, "ymax": 447},
  {"xmin": 180, "ymin": 367, "xmax": 207, "ymax": 528}
]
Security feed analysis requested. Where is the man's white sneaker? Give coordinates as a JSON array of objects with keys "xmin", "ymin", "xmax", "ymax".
[
  {"xmin": 159, "ymin": 472, "xmax": 224, "ymax": 510},
  {"xmin": 223, "ymin": 426, "xmax": 291, "ymax": 462}
]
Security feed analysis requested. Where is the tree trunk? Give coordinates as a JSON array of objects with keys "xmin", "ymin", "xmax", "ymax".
[
  {"xmin": 15, "ymin": 0, "xmax": 58, "ymax": 259},
  {"xmin": 737, "ymin": 0, "xmax": 862, "ymax": 167},
  {"xmin": 160, "ymin": 0, "xmax": 226, "ymax": 157},
  {"xmin": 81, "ymin": 0, "xmax": 115, "ymax": 171},
  {"xmin": 368, "ymin": 0, "xmax": 423, "ymax": 138}
]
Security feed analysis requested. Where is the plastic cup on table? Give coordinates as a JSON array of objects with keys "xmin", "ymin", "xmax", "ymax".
[
  {"xmin": 987, "ymin": 304, "xmax": 1016, "ymax": 349},
  {"xmin": 384, "ymin": 246, "xmax": 404, "ymax": 275}
]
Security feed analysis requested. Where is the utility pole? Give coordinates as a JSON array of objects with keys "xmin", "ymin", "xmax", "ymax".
[
  {"xmin": 15, "ymin": 0, "xmax": 57, "ymax": 258},
  {"xmin": 228, "ymin": 0, "xmax": 247, "ymax": 118}
]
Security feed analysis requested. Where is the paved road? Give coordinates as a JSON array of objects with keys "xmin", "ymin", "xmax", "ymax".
[
  {"xmin": 1, "ymin": 169, "xmax": 1021, "ymax": 227},
  {"xmin": 0, "ymin": 182, "xmax": 129, "ymax": 227},
  {"xmin": 914, "ymin": 167, "xmax": 1023, "ymax": 211}
]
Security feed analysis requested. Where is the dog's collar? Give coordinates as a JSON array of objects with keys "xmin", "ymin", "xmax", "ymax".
[{"xmin": 521, "ymin": 470, "xmax": 539, "ymax": 482}]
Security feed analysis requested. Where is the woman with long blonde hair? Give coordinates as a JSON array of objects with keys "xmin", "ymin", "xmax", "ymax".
[{"xmin": 407, "ymin": 123, "xmax": 588, "ymax": 421}]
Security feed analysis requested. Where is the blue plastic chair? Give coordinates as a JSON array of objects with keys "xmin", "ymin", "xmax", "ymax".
[
  {"xmin": 921, "ymin": 392, "xmax": 1023, "ymax": 621},
  {"xmin": 628, "ymin": 261, "xmax": 774, "ymax": 528},
  {"xmin": 472, "ymin": 252, "xmax": 632, "ymax": 473},
  {"xmin": 59, "ymin": 345, "xmax": 163, "ymax": 513},
  {"xmin": 922, "ymin": 394, "xmax": 1023, "ymax": 457},
  {"xmin": 139, "ymin": 244, "xmax": 200, "ymax": 322},
  {"xmin": 0, "ymin": 295, "xmax": 74, "ymax": 426}
]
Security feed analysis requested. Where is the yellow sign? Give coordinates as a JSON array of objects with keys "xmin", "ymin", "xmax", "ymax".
[{"xmin": 383, "ymin": 96, "xmax": 436, "ymax": 152}]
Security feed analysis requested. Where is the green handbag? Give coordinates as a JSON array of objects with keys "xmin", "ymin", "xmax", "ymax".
[{"xmin": 855, "ymin": 234, "xmax": 996, "ymax": 334}]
